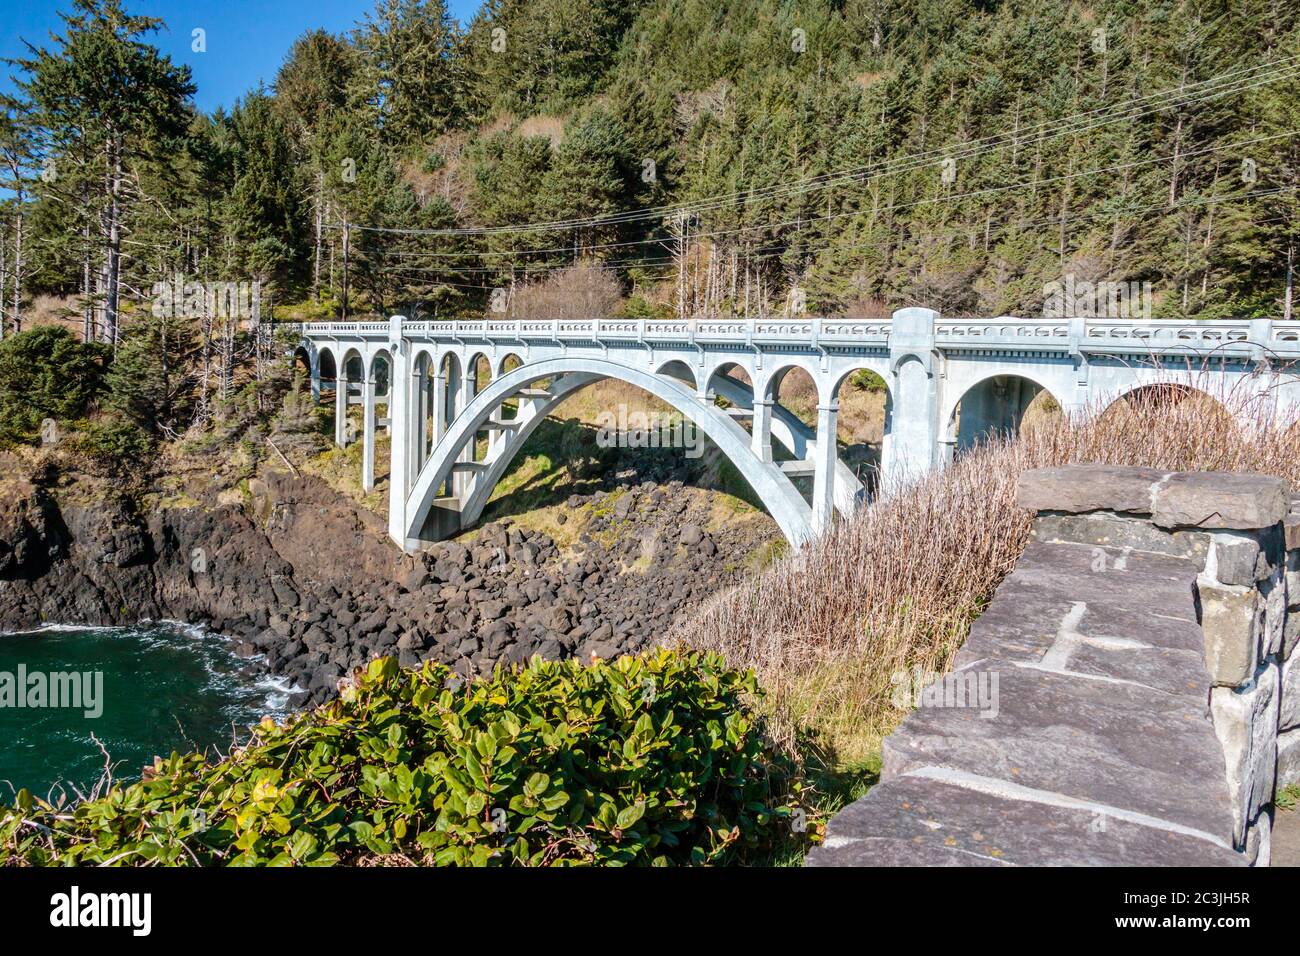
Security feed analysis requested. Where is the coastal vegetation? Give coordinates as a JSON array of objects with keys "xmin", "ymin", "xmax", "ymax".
[{"xmin": 0, "ymin": 651, "xmax": 807, "ymax": 866}]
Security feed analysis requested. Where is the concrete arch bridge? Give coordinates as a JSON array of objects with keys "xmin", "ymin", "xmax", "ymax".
[{"xmin": 295, "ymin": 310, "xmax": 1300, "ymax": 552}]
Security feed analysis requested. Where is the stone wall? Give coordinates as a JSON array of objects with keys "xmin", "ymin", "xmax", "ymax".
[{"xmin": 809, "ymin": 464, "xmax": 1300, "ymax": 867}]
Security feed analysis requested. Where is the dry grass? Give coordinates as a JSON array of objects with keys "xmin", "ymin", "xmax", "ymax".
[
  {"xmin": 673, "ymin": 372, "xmax": 1300, "ymax": 766},
  {"xmin": 516, "ymin": 114, "xmax": 566, "ymax": 148}
]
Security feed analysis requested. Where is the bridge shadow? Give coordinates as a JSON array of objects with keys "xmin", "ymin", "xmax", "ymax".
[
  {"xmin": 474, "ymin": 413, "xmax": 886, "ymax": 527},
  {"xmin": 477, "ymin": 414, "xmax": 768, "ymax": 525}
]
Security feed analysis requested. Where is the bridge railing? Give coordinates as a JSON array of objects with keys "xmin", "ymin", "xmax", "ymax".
[{"xmin": 295, "ymin": 315, "xmax": 1300, "ymax": 359}]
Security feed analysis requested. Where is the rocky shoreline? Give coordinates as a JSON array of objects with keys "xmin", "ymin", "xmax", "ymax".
[{"xmin": 0, "ymin": 463, "xmax": 776, "ymax": 708}]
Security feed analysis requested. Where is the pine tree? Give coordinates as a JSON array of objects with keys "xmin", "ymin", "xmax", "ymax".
[{"xmin": 13, "ymin": 0, "xmax": 194, "ymax": 344}]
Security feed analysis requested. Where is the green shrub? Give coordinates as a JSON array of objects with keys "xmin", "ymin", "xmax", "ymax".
[
  {"xmin": 0, "ymin": 326, "xmax": 110, "ymax": 446},
  {"xmin": 0, "ymin": 650, "xmax": 804, "ymax": 866},
  {"xmin": 69, "ymin": 416, "xmax": 155, "ymax": 471},
  {"xmin": 847, "ymin": 369, "xmax": 887, "ymax": 393}
]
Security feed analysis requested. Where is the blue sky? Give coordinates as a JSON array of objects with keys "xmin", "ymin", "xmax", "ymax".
[{"xmin": 1, "ymin": 0, "xmax": 485, "ymax": 113}]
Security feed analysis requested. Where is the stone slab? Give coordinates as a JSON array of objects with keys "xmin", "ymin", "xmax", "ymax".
[
  {"xmin": 1199, "ymin": 583, "xmax": 1262, "ymax": 688},
  {"xmin": 1018, "ymin": 465, "xmax": 1167, "ymax": 516},
  {"xmin": 951, "ymin": 541, "xmax": 1207, "ymax": 699},
  {"xmin": 1152, "ymin": 472, "xmax": 1288, "ymax": 531},
  {"xmin": 1211, "ymin": 534, "xmax": 1264, "ymax": 587},
  {"xmin": 883, "ymin": 662, "xmax": 1235, "ymax": 840},
  {"xmin": 1245, "ymin": 808, "xmax": 1272, "ymax": 867},
  {"xmin": 806, "ymin": 776, "xmax": 1244, "ymax": 867},
  {"xmin": 1210, "ymin": 661, "xmax": 1280, "ymax": 845},
  {"xmin": 1278, "ymin": 728, "xmax": 1300, "ymax": 789},
  {"xmin": 1282, "ymin": 653, "xmax": 1300, "ymax": 733},
  {"xmin": 1032, "ymin": 512, "xmax": 1210, "ymax": 568},
  {"xmin": 1285, "ymin": 511, "xmax": 1300, "ymax": 551}
]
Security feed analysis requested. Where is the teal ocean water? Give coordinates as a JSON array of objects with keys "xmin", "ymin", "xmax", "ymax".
[{"xmin": 0, "ymin": 623, "xmax": 293, "ymax": 801}]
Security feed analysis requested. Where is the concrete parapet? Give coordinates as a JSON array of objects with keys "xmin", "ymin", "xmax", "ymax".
[{"xmin": 811, "ymin": 465, "xmax": 1300, "ymax": 867}]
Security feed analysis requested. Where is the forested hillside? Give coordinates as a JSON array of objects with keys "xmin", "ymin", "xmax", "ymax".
[{"xmin": 2, "ymin": 0, "xmax": 1299, "ymax": 349}]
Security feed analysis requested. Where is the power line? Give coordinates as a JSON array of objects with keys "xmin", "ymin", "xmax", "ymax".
[
  {"xmin": 367, "ymin": 130, "xmax": 1300, "ymax": 283},
  {"xmin": 369, "ymin": 185, "xmax": 1300, "ymax": 294}
]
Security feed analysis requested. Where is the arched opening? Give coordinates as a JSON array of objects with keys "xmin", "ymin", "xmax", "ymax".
[
  {"xmin": 656, "ymin": 360, "xmax": 696, "ymax": 391},
  {"xmin": 759, "ymin": 365, "xmax": 824, "ymax": 512},
  {"xmin": 703, "ymin": 361, "xmax": 752, "ymax": 411},
  {"xmin": 469, "ymin": 352, "xmax": 492, "ymax": 395},
  {"xmin": 317, "ymin": 348, "xmax": 338, "ymax": 396},
  {"xmin": 360, "ymin": 350, "xmax": 393, "ymax": 494},
  {"xmin": 466, "ymin": 353, "xmax": 493, "ymax": 463},
  {"xmin": 948, "ymin": 374, "xmax": 1061, "ymax": 455},
  {"xmin": 832, "ymin": 366, "xmax": 890, "ymax": 494},
  {"xmin": 703, "ymin": 363, "xmax": 754, "ymax": 445},
  {"xmin": 1104, "ymin": 382, "xmax": 1201, "ymax": 415},
  {"xmin": 705, "ymin": 361, "xmax": 752, "ymax": 397},
  {"xmin": 338, "ymin": 349, "xmax": 365, "ymax": 446},
  {"xmin": 765, "ymin": 365, "xmax": 819, "ymax": 430},
  {"xmin": 439, "ymin": 352, "xmax": 463, "ymax": 497},
  {"xmin": 413, "ymin": 351, "xmax": 435, "ymax": 467},
  {"xmin": 498, "ymin": 353, "xmax": 524, "ymax": 420},
  {"xmin": 498, "ymin": 352, "xmax": 524, "ymax": 377},
  {"xmin": 1099, "ymin": 383, "xmax": 1235, "ymax": 444},
  {"xmin": 369, "ymin": 350, "xmax": 391, "ymax": 400},
  {"xmin": 440, "ymin": 352, "xmax": 463, "ymax": 422}
]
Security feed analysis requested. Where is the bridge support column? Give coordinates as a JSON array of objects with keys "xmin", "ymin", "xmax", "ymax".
[
  {"xmin": 751, "ymin": 398, "xmax": 774, "ymax": 462},
  {"xmin": 386, "ymin": 317, "xmax": 413, "ymax": 549},
  {"xmin": 432, "ymin": 369, "xmax": 446, "ymax": 441},
  {"xmin": 334, "ymin": 366, "xmax": 348, "ymax": 447},
  {"xmin": 455, "ymin": 366, "xmax": 476, "ymax": 497},
  {"xmin": 407, "ymin": 362, "xmax": 424, "ymax": 489},
  {"xmin": 362, "ymin": 372, "xmax": 377, "ymax": 493},
  {"xmin": 412, "ymin": 363, "xmax": 427, "ymax": 475},
  {"xmin": 811, "ymin": 402, "xmax": 839, "ymax": 535},
  {"xmin": 882, "ymin": 307, "xmax": 940, "ymax": 487}
]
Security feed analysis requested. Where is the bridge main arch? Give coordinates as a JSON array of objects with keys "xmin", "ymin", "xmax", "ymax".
[{"xmin": 399, "ymin": 356, "xmax": 818, "ymax": 549}]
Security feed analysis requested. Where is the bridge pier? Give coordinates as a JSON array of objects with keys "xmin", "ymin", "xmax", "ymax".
[
  {"xmin": 811, "ymin": 402, "xmax": 839, "ymax": 533},
  {"xmin": 386, "ymin": 316, "xmax": 413, "ymax": 548},
  {"xmin": 334, "ymin": 364, "xmax": 348, "ymax": 448},
  {"xmin": 362, "ymin": 370, "xmax": 377, "ymax": 493},
  {"xmin": 882, "ymin": 308, "xmax": 941, "ymax": 487},
  {"xmin": 751, "ymin": 398, "xmax": 774, "ymax": 462}
]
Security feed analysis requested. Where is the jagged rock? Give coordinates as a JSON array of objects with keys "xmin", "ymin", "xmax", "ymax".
[{"xmin": 0, "ymin": 461, "xmax": 776, "ymax": 711}]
